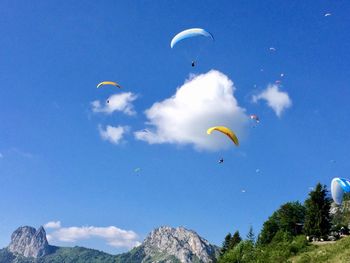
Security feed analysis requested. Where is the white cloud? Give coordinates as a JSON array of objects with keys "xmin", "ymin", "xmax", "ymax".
[
  {"xmin": 134, "ymin": 70, "xmax": 249, "ymax": 151},
  {"xmin": 99, "ymin": 125, "xmax": 129, "ymax": 145},
  {"xmin": 92, "ymin": 92, "xmax": 137, "ymax": 115},
  {"xmin": 44, "ymin": 221, "xmax": 61, "ymax": 229},
  {"xmin": 46, "ymin": 224, "xmax": 141, "ymax": 249},
  {"xmin": 252, "ymin": 84, "xmax": 292, "ymax": 117}
]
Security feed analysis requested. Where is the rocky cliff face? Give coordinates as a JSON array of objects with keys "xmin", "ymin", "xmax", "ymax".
[
  {"xmin": 141, "ymin": 226, "xmax": 219, "ymax": 263},
  {"xmin": 8, "ymin": 226, "xmax": 50, "ymax": 258}
]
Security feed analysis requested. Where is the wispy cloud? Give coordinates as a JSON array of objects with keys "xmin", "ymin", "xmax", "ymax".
[
  {"xmin": 252, "ymin": 84, "xmax": 292, "ymax": 117},
  {"xmin": 91, "ymin": 92, "xmax": 137, "ymax": 116},
  {"xmin": 9, "ymin": 148, "xmax": 34, "ymax": 158},
  {"xmin": 44, "ymin": 221, "xmax": 61, "ymax": 229},
  {"xmin": 134, "ymin": 70, "xmax": 249, "ymax": 151},
  {"xmin": 99, "ymin": 125, "xmax": 129, "ymax": 145},
  {"xmin": 45, "ymin": 222, "xmax": 141, "ymax": 249}
]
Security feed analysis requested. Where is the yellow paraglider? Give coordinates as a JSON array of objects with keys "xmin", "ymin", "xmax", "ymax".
[
  {"xmin": 96, "ymin": 81, "xmax": 122, "ymax": 89},
  {"xmin": 207, "ymin": 126, "xmax": 239, "ymax": 146}
]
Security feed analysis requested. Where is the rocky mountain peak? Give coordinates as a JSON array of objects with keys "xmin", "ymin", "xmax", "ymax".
[
  {"xmin": 142, "ymin": 226, "xmax": 219, "ymax": 263},
  {"xmin": 8, "ymin": 226, "xmax": 50, "ymax": 258}
]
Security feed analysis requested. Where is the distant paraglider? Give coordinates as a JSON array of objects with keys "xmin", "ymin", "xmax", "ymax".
[
  {"xmin": 97, "ymin": 81, "xmax": 122, "ymax": 89},
  {"xmin": 170, "ymin": 28, "xmax": 214, "ymax": 48},
  {"xmin": 191, "ymin": 61, "xmax": 195, "ymax": 67},
  {"xmin": 250, "ymin": 114, "xmax": 260, "ymax": 123},
  {"xmin": 331, "ymin": 177, "xmax": 350, "ymax": 205},
  {"xmin": 207, "ymin": 126, "xmax": 239, "ymax": 146}
]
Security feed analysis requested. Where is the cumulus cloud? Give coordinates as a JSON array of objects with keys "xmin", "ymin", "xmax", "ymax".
[
  {"xmin": 252, "ymin": 84, "xmax": 292, "ymax": 117},
  {"xmin": 44, "ymin": 221, "xmax": 61, "ymax": 229},
  {"xmin": 134, "ymin": 70, "xmax": 249, "ymax": 151},
  {"xmin": 46, "ymin": 224, "xmax": 140, "ymax": 249},
  {"xmin": 98, "ymin": 125, "xmax": 129, "ymax": 145},
  {"xmin": 92, "ymin": 92, "xmax": 137, "ymax": 115}
]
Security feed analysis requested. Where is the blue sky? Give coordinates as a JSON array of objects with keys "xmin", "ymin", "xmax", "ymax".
[{"xmin": 1, "ymin": 0, "xmax": 350, "ymax": 254}]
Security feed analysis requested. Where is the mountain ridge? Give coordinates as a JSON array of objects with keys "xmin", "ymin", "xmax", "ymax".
[{"xmin": 0, "ymin": 225, "xmax": 219, "ymax": 263}]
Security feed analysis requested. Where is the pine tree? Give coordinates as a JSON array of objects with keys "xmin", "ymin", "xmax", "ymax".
[
  {"xmin": 220, "ymin": 233, "xmax": 232, "ymax": 255},
  {"xmin": 246, "ymin": 226, "xmax": 255, "ymax": 244},
  {"xmin": 304, "ymin": 183, "xmax": 332, "ymax": 240},
  {"xmin": 229, "ymin": 231, "xmax": 242, "ymax": 249}
]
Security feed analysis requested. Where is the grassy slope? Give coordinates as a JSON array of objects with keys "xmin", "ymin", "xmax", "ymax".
[{"xmin": 291, "ymin": 236, "xmax": 350, "ymax": 263}]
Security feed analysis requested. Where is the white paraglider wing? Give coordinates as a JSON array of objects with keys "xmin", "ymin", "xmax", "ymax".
[
  {"xmin": 170, "ymin": 28, "xmax": 214, "ymax": 48},
  {"xmin": 331, "ymin": 177, "xmax": 350, "ymax": 205}
]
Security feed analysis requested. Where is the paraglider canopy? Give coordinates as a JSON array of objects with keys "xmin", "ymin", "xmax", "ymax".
[
  {"xmin": 331, "ymin": 177, "xmax": 350, "ymax": 205},
  {"xmin": 96, "ymin": 81, "xmax": 122, "ymax": 89},
  {"xmin": 170, "ymin": 28, "xmax": 214, "ymax": 48},
  {"xmin": 207, "ymin": 126, "xmax": 239, "ymax": 146}
]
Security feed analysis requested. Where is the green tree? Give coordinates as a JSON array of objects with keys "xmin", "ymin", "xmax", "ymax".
[
  {"xmin": 278, "ymin": 202, "xmax": 305, "ymax": 236},
  {"xmin": 229, "ymin": 231, "xmax": 242, "ymax": 250},
  {"xmin": 219, "ymin": 240, "xmax": 256, "ymax": 263},
  {"xmin": 220, "ymin": 233, "xmax": 232, "ymax": 255},
  {"xmin": 258, "ymin": 202, "xmax": 305, "ymax": 245},
  {"xmin": 246, "ymin": 226, "xmax": 255, "ymax": 244},
  {"xmin": 304, "ymin": 183, "xmax": 332, "ymax": 240},
  {"xmin": 258, "ymin": 212, "xmax": 279, "ymax": 245}
]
